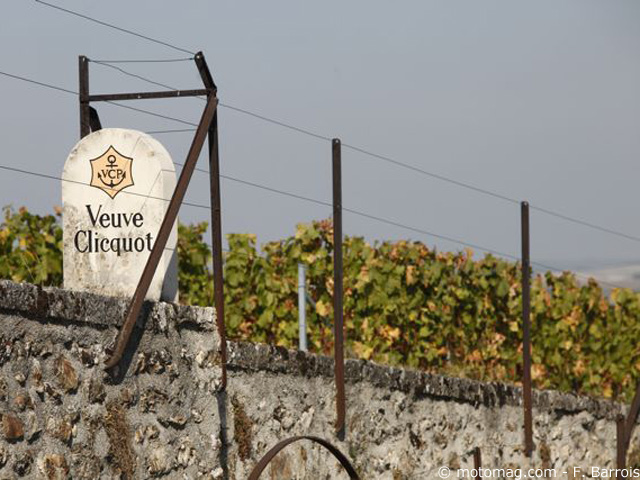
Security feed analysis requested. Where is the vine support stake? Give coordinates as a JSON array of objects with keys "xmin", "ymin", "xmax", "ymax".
[
  {"xmin": 332, "ymin": 138, "xmax": 346, "ymax": 437},
  {"xmin": 621, "ymin": 377, "xmax": 640, "ymax": 475},
  {"xmin": 521, "ymin": 200, "xmax": 533, "ymax": 457},
  {"xmin": 617, "ymin": 414, "xmax": 627, "ymax": 479}
]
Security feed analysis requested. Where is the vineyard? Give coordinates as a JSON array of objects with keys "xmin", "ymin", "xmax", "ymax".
[{"xmin": 2, "ymin": 206, "xmax": 640, "ymax": 401}]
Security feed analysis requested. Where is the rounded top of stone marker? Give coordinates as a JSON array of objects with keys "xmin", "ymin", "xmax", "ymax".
[{"xmin": 63, "ymin": 128, "xmax": 175, "ymax": 181}]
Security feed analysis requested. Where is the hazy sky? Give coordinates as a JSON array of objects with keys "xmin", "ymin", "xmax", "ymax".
[{"xmin": 2, "ymin": 1, "xmax": 640, "ymax": 276}]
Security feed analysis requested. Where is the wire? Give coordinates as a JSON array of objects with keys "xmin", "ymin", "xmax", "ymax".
[
  {"xmin": 147, "ymin": 128, "xmax": 197, "ymax": 135},
  {"xmin": 0, "ymin": 161, "xmax": 629, "ymax": 290},
  {"xmin": 37, "ymin": 0, "xmax": 626, "ymax": 277},
  {"xmin": 32, "ymin": 0, "xmax": 640, "ymax": 245},
  {"xmin": 102, "ymin": 101, "xmax": 198, "ymax": 127},
  {"xmin": 90, "ymin": 60, "xmax": 332, "ymax": 142},
  {"xmin": 343, "ymin": 207, "xmax": 517, "ymax": 260},
  {"xmin": 220, "ymin": 175, "xmax": 332, "ymax": 208},
  {"xmin": 0, "ymin": 70, "xmax": 76, "ymax": 95},
  {"xmin": 0, "ymin": 164, "xmax": 209, "ymax": 211},
  {"xmin": 34, "ymin": 0, "xmax": 195, "ymax": 55},
  {"xmin": 89, "ymin": 61, "xmax": 332, "ymax": 142},
  {"xmin": 219, "ymin": 104, "xmax": 332, "ymax": 142},
  {"xmin": 342, "ymin": 144, "xmax": 640, "ymax": 246},
  {"xmin": 0, "ymin": 69, "xmax": 199, "ymax": 128},
  {"xmin": 529, "ymin": 205, "xmax": 640, "ymax": 243},
  {"xmin": 3, "ymin": 63, "xmax": 640, "ymax": 249},
  {"xmin": 173, "ymin": 160, "xmax": 333, "ymax": 208},
  {"xmin": 172, "ymin": 161, "xmax": 628, "ymax": 289},
  {"xmin": 1, "ymin": 160, "xmax": 504, "ymax": 261},
  {"xmin": 89, "ymin": 58, "xmax": 194, "ymax": 64},
  {"xmin": 82, "ymin": 63, "xmax": 640, "ymax": 245},
  {"xmin": 90, "ymin": 59, "xmax": 178, "ymax": 91},
  {"xmin": 341, "ymin": 208, "xmax": 627, "ymax": 289},
  {"xmin": 342, "ymin": 143, "xmax": 520, "ymax": 205}
]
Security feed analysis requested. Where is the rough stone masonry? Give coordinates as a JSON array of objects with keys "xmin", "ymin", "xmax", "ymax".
[{"xmin": 0, "ymin": 279, "xmax": 637, "ymax": 479}]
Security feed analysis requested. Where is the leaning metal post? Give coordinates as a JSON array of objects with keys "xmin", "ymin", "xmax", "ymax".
[
  {"xmin": 193, "ymin": 51, "xmax": 228, "ymax": 390},
  {"xmin": 332, "ymin": 138, "xmax": 346, "ymax": 436},
  {"xmin": 521, "ymin": 201, "xmax": 533, "ymax": 456},
  {"xmin": 103, "ymin": 93, "xmax": 219, "ymax": 369}
]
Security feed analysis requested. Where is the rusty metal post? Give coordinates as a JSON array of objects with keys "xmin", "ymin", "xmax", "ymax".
[
  {"xmin": 103, "ymin": 94, "xmax": 219, "ymax": 369},
  {"xmin": 623, "ymin": 383, "xmax": 640, "ymax": 460},
  {"xmin": 88, "ymin": 89, "xmax": 208, "ymax": 102},
  {"xmin": 332, "ymin": 138, "xmax": 346, "ymax": 436},
  {"xmin": 79, "ymin": 55, "xmax": 90, "ymax": 138},
  {"xmin": 474, "ymin": 447, "xmax": 482, "ymax": 480},
  {"xmin": 521, "ymin": 201, "xmax": 533, "ymax": 457},
  {"xmin": 208, "ymin": 109, "xmax": 227, "ymax": 389},
  {"xmin": 192, "ymin": 51, "xmax": 228, "ymax": 390},
  {"xmin": 618, "ymin": 415, "xmax": 627, "ymax": 479}
]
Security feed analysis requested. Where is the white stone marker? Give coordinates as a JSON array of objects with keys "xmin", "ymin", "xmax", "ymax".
[{"xmin": 62, "ymin": 128, "xmax": 178, "ymax": 301}]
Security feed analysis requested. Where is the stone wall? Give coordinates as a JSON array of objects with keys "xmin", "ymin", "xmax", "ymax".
[{"xmin": 0, "ymin": 280, "xmax": 634, "ymax": 479}]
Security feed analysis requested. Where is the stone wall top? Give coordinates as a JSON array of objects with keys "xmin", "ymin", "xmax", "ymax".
[
  {"xmin": 0, "ymin": 280, "xmax": 213, "ymax": 331},
  {"xmin": 0, "ymin": 280, "xmax": 623, "ymax": 420}
]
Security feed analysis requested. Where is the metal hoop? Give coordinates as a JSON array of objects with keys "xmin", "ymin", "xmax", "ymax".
[{"xmin": 247, "ymin": 435, "xmax": 360, "ymax": 480}]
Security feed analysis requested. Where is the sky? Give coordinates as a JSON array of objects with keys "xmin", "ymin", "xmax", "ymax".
[{"xmin": 2, "ymin": 1, "xmax": 640, "ymax": 278}]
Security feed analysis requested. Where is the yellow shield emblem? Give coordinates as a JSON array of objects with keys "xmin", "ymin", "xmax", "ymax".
[{"xmin": 89, "ymin": 146, "xmax": 134, "ymax": 199}]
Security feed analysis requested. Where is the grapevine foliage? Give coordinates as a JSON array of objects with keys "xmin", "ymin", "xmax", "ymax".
[{"xmin": 2, "ymin": 207, "xmax": 639, "ymax": 400}]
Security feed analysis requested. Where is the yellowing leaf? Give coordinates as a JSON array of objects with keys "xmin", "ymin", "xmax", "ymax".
[
  {"xmin": 316, "ymin": 300, "xmax": 330, "ymax": 317},
  {"xmin": 406, "ymin": 265, "xmax": 416, "ymax": 285}
]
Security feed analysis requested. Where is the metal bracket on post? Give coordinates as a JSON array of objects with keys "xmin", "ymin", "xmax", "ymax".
[
  {"xmin": 332, "ymin": 138, "xmax": 346, "ymax": 437},
  {"xmin": 521, "ymin": 201, "xmax": 533, "ymax": 457}
]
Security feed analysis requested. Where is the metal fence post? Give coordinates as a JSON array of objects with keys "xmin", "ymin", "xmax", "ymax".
[
  {"xmin": 208, "ymin": 110, "xmax": 227, "ymax": 389},
  {"xmin": 474, "ymin": 447, "xmax": 482, "ymax": 480},
  {"xmin": 79, "ymin": 55, "xmax": 90, "ymax": 138},
  {"xmin": 298, "ymin": 263, "xmax": 308, "ymax": 352},
  {"xmin": 617, "ymin": 415, "xmax": 627, "ymax": 479},
  {"xmin": 193, "ymin": 51, "xmax": 228, "ymax": 390},
  {"xmin": 521, "ymin": 201, "xmax": 533, "ymax": 457},
  {"xmin": 332, "ymin": 138, "xmax": 346, "ymax": 436}
]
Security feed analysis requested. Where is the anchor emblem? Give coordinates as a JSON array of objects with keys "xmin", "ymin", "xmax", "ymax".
[{"xmin": 89, "ymin": 146, "xmax": 134, "ymax": 199}]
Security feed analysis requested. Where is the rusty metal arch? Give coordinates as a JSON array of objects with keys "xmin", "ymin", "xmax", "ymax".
[{"xmin": 247, "ymin": 435, "xmax": 360, "ymax": 480}]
